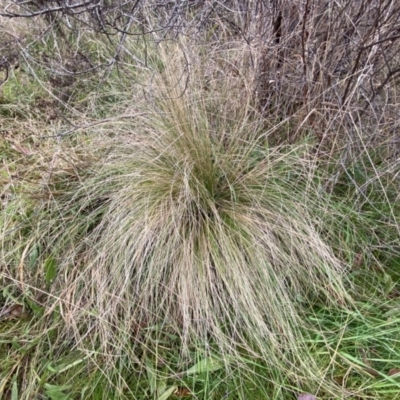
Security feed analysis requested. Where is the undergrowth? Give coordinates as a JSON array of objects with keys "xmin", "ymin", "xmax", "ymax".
[{"xmin": 1, "ymin": 9, "xmax": 400, "ymax": 400}]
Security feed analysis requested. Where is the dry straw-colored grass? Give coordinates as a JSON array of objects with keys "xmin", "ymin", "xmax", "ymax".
[
  {"xmin": 1, "ymin": 2, "xmax": 400, "ymax": 397},
  {"xmin": 1, "ymin": 43, "xmax": 358, "ymax": 394}
]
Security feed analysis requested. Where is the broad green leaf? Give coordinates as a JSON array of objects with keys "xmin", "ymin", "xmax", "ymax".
[
  {"xmin": 383, "ymin": 273, "xmax": 394, "ymax": 296},
  {"xmin": 47, "ymin": 355, "xmax": 90, "ymax": 374},
  {"xmin": 80, "ymin": 387, "xmax": 88, "ymax": 400},
  {"xmin": 11, "ymin": 337, "xmax": 22, "ymax": 351},
  {"xmin": 29, "ymin": 245, "xmax": 40, "ymax": 268},
  {"xmin": 47, "ymin": 364, "xmax": 58, "ymax": 373},
  {"xmin": 44, "ymin": 383, "xmax": 71, "ymax": 400},
  {"xmin": 185, "ymin": 357, "xmax": 224, "ymax": 375},
  {"xmin": 25, "ymin": 297, "xmax": 45, "ymax": 316},
  {"xmin": 44, "ymin": 257, "xmax": 57, "ymax": 286},
  {"xmin": 157, "ymin": 386, "xmax": 177, "ymax": 400},
  {"xmin": 57, "ymin": 356, "xmax": 89, "ymax": 373},
  {"xmin": 145, "ymin": 357, "xmax": 157, "ymax": 395},
  {"xmin": 11, "ymin": 379, "xmax": 18, "ymax": 400},
  {"xmin": 157, "ymin": 381, "xmax": 167, "ymax": 397}
]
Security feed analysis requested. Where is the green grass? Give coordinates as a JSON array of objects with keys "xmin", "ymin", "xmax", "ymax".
[
  {"xmin": 2, "ymin": 288, "xmax": 400, "ymax": 399},
  {"xmin": 1, "ymin": 18, "xmax": 400, "ymax": 400}
]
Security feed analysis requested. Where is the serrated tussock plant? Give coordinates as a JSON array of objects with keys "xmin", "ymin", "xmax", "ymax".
[{"xmin": 2, "ymin": 45, "xmax": 355, "ymax": 391}]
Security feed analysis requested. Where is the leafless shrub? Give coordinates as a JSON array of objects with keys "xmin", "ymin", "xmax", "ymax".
[
  {"xmin": 241, "ymin": 1, "xmax": 400, "ymax": 156},
  {"xmin": 1, "ymin": 0, "xmax": 399, "ymax": 157}
]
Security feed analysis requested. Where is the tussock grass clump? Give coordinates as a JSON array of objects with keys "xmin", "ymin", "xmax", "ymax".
[
  {"xmin": 0, "ymin": 46, "xmax": 359, "ymax": 393},
  {"xmin": 0, "ymin": 5, "xmax": 400, "ymax": 394}
]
